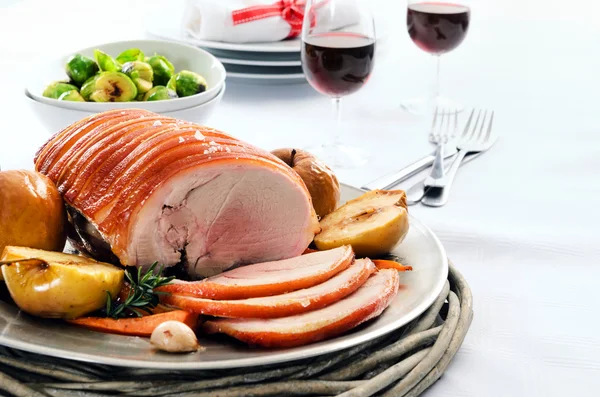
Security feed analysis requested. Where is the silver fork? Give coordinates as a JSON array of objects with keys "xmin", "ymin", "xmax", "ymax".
[
  {"xmin": 361, "ymin": 108, "xmax": 458, "ymax": 191},
  {"xmin": 422, "ymin": 109, "xmax": 496, "ymax": 207},
  {"xmin": 425, "ymin": 108, "xmax": 458, "ymax": 188}
]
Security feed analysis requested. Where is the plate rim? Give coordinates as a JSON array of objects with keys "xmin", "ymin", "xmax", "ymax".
[
  {"xmin": 185, "ymin": 36, "xmax": 301, "ymax": 53},
  {"xmin": 217, "ymin": 56, "xmax": 301, "ymax": 67},
  {"xmin": 226, "ymin": 72, "xmax": 306, "ymax": 80},
  {"xmin": 0, "ymin": 184, "xmax": 448, "ymax": 369}
]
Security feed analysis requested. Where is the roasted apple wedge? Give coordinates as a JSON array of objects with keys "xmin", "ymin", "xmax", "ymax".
[
  {"xmin": 1, "ymin": 246, "xmax": 124, "ymax": 319},
  {"xmin": 314, "ymin": 190, "xmax": 409, "ymax": 257},
  {"xmin": 203, "ymin": 269, "xmax": 400, "ymax": 348}
]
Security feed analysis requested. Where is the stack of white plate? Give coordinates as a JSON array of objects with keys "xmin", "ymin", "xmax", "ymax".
[
  {"xmin": 146, "ymin": 2, "xmax": 305, "ymax": 84},
  {"xmin": 174, "ymin": 40, "xmax": 303, "ymax": 84}
]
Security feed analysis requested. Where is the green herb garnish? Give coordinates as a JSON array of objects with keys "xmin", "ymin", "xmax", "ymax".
[{"xmin": 103, "ymin": 262, "xmax": 174, "ymax": 319}]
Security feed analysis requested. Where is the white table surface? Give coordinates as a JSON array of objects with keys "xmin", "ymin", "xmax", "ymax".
[{"xmin": 1, "ymin": 0, "xmax": 599, "ymax": 395}]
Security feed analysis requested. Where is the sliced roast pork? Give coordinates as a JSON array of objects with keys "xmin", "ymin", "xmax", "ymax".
[
  {"xmin": 34, "ymin": 109, "xmax": 320, "ymax": 278},
  {"xmin": 157, "ymin": 245, "xmax": 354, "ymax": 299},
  {"xmin": 203, "ymin": 269, "xmax": 400, "ymax": 348},
  {"xmin": 161, "ymin": 258, "xmax": 375, "ymax": 318}
]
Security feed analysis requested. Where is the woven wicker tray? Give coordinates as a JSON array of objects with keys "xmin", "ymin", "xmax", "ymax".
[{"xmin": 0, "ymin": 261, "xmax": 472, "ymax": 397}]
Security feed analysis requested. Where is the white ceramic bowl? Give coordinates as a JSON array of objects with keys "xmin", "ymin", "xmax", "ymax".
[
  {"xmin": 28, "ymin": 39, "xmax": 226, "ymax": 113},
  {"xmin": 26, "ymin": 84, "xmax": 225, "ymax": 133}
]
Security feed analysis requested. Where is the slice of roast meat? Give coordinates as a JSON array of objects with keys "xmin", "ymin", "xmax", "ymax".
[
  {"xmin": 34, "ymin": 109, "xmax": 320, "ymax": 278},
  {"xmin": 156, "ymin": 246, "xmax": 354, "ymax": 299},
  {"xmin": 161, "ymin": 258, "xmax": 375, "ymax": 318},
  {"xmin": 203, "ymin": 269, "xmax": 400, "ymax": 348}
]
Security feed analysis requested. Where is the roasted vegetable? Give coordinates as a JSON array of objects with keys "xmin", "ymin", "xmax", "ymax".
[
  {"xmin": 121, "ymin": 61, "xmax": 153, "ymax": 94},
  {"xmin": 42, "ymin": 81, "xmax": 79, "ymax": 99},
  {"xmin": 371, "ymin": 259, "xmax": 413, "ymax": 272},
  {"xmin": 0, "ymin": 247, "xmax": 124, "ymax": 319},
  {"xmin": 166, "ymin": 75, "xmax": 177, "ymax": 92},
  {"xmin": 315, "ymin": 190, "xmax": 409, "ymax": 257},
  {"xmin": 116, "ymin": 48, "xmax": 145, "ymax": 64},
  {"xmin": 147, "ymin": 54, "xmax": 175, "ymax": 86},
  {"xmin": 58, "ymin": 90, "xmax": 85, "ymax": 101},
  {"xmin": 151, "ymin": 320, "xmax": 201, "ymax": 352},
  {"xmin": 173, "ymin": 70, "xmax": 207, "ymax": 97},
  {"xmin": 271, "ymin": 148, "xmax": 340, "ymax": 218},
  {"xmin": 65, "ymin": 54, "xmax": 99, "ymax": 87},
  {"xmin": 88, "ymin": 72, "xmax": 137, "ymax": 102},
  {"xmin": 94, "ymin": 49, "xmax": 121, "ymax": 72},
  {"xmin": 45, "ymin": 49, "xmax": 206, "ymax": 103},
  {"xmin": 80, "ymin": 75, "xmax": 99, "ymax": 100},
  {"xmin": 143, "ymin": 85, "xmax": 177, "ymax": 101},
  {"xmin": 68, "ymin": 311, "xmax": 198, "ymax": 337},
  {"xmin": 0, "ymin": 170, "xmax": 66, "ymax": 256}
]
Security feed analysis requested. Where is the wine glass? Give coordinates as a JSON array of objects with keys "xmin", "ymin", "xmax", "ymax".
[
  {"xmin": 301, "ymin": 0, "xmax": 376, "ymax": 169},
  {"xmin": 402, "ymin": 1, "xmax": 471, "ymax": 114}
]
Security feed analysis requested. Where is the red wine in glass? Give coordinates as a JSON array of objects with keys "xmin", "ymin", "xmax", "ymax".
[
  {"xmin": 407, "ymin": 2, "xmax": 470, "ymax": 55},
  {"xmin": 302, "ymin": 32, "xmax": 375, "ymax": 97}
]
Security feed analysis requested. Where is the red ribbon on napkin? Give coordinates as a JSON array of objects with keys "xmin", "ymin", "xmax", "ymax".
[{"xmin": 232, "ymin": 0, "xmax": 313, "ymax": 38}]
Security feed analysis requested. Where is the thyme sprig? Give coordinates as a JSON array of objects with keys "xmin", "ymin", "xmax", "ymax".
[{"xmin": 103, "ymin": 262, "xmax": 174, "ymax": 319}]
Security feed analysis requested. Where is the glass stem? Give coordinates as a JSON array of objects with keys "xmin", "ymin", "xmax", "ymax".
[
  {"xmin": 434, "ymin": 55, "xmax": 441, "ymax": 103},
  {"xmin": 331, "ymin": 97, "xmax": 342, "ymax": 145}
]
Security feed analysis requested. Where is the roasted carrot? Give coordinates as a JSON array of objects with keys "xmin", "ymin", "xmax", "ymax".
[
  {"xmin": 372, "ymin": 259, "xmax": 413, "ymax": 272},
  {"xmin": 67, "ymin": 310, "xmax": 198, "ymax": 337},
  {"xmin": 302, "ymin": 247, "xmax": 318, "ymax": 254},
  {"xmin": 151, "ymin": 304, "xmax": 177, "ymax": 314}
]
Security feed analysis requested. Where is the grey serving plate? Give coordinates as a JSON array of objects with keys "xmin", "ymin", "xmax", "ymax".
[{"xmin": 0, "ymin": 184, "xmax": 447, "ymax": 369}]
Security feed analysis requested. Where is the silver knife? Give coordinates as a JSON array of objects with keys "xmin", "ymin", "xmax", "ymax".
[{"xmin": 361, "ymin": 148, "xmax": 458, "ymax": 191}]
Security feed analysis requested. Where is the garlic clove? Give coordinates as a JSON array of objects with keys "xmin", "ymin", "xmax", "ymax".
[{"xmin": 150, "ymin": 320, "xmax": 202, "ymax": 353}]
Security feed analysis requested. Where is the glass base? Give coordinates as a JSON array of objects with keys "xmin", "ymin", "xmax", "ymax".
[
  {"xmin": 305, "ymin": 142, "xmax": 369, "ymax": 170},
  {"xmin": 400, "ymin": 96, "xmax": 464, "ymax": 116}
]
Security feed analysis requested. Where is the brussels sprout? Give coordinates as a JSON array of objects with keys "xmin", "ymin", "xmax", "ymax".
[
  {"xmin": 143, "ymin": 86, "xmax": 177, "ymax": 101},
  {"xmin": 116, "ymin": 48, "xmax": 145, "ymax": 64},
  {"xmin": 58, "ymin": 90, "xmax": 85, "ymax": 102},
  {"xmin": 121, "ymin": 61, "xmax": 153, "ymax": 94},
  {"xmin": 173, "ymin": 70, "xmax": 207, "ymax": 97},
  {"xmin": 42, "ymin": 81, "xmax": 79, "ymax": 99},
  {"xmin": 147, "ymin": 54, "xmax": 175, "ymax": 86},
  {"xmin": 65, "ymin": 54, "xmax": 99, "ymax": 87},
  {"xmin": 94, "ymin": 49, "xmax": 121, "ymax": 72},
  {"xmin": 166, "ymin": 75, "xmax": 177, "ymax": 92},
  {"xmin": 88, "ymin": 72, "xmax": 137, "ymax": 102},
  {"xmin": 80, "ymin": 75, "xmax": 99, "ymax": 101}
]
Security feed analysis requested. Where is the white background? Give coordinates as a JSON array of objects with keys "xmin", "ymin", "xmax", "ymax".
[{"xmin": 1, "ymin": 0, "xmax": 599, "ymax": 395}]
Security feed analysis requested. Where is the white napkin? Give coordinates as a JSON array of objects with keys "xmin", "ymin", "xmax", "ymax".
[{"xmin": 183, "ymin": 0, "xmax": 360, "ymax": 44}]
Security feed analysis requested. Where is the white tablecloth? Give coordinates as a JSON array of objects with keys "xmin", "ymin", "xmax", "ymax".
[{"xmin": 1, "ymin": 0, "xmax": 599, "ymax": 395}]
